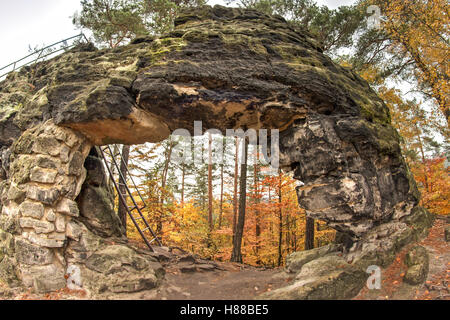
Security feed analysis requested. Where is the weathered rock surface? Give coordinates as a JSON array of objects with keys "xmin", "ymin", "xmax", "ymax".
[
  {"xmin": 285, "ymin": 243, "xmax": 339, "ymax": 274},
  {"xmin": 77, "ymin": 178, "xmax": 125, "ymax": 237},
  {"xmin": 403, "ymin": 246, "xmax": 429, "ymax": 285},
  {"xmin": 0, "ymin": 5, "xmax": 433, "ymax": 298},
  {"xmin": 261, "ymin": 253, "xmax": 367, "ymax": 300},
  {"xmin": 0, "ymin": 120, "xmax": 91, "ymax": 291},
  {"xmin": 65, "ymin": 226, "xmax": 164, "ymax": 294},
  {"xmin": 76, "ymin": 149, "xmax": 125, "ymax": 238}
]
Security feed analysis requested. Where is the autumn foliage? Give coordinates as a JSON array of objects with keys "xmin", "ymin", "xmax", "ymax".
[
  {"xmin": 411, "ymin": 158, "xmax": 450, "ymax": 216},
  {"xmin": 125, "ymin": 155, "xmax": 335, "ymax": 267}
]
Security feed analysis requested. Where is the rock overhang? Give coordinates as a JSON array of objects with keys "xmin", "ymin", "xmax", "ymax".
[{"xmin": 1, "ymin": 5, "xmax": 390, "ymax": 146}]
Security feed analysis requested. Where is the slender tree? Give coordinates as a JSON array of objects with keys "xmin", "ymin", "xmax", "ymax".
[
  {"xmin": 158, "ymin": 139, "xmax": 174, "ymax": 238},
  {"xmin": 118, "ymin": 144, "xmax": 131, "ymax": 234},
  {"xmin": 305, "ymin": 216, "xmax": 315, "ymax": 250},
  {"xmin": 232, "ymin": 136, "xmax": 240, "ymax": 241},
  {"xmin": 218, "ymin": 137, "xmax": 225, "ymax": 229},
  {"xmin": 277, "ymin": 169, "xmax": 283, "ymax": 266},
  {"xmin": 107, "ymin": 144, "xmax": 120, "ymax": 201},
  {"xmin": 207, "ymin": 132, "xmax": 214, "ymax": 232},
  {"xmin": 254, "ymin": 145, "xmax": 261, "ymax": 263},
  {"xmin": 231, "ymin": 137, "xmax": 248, "ymax": 263},
  {"xmin": 181, "ymin": 162, "xmax": 186, "ymax": 204}
]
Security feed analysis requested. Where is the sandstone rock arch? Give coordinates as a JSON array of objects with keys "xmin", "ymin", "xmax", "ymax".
[{"xmin": 0, "ymin": 5, "xmax": 433, "ymax": 298}]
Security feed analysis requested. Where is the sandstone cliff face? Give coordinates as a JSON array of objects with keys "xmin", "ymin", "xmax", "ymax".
[
  {"xmin": 0, "ymin": 5, "xmax": 432, "ymax": 298},
  {"xmin": 1, "ymin": 5, "xmax": 388, "ymax": 143}
]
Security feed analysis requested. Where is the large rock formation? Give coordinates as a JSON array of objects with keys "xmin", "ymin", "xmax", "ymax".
[{"xmin": 0, "ymin": 5, "xmax": 433, "ymax": 298}]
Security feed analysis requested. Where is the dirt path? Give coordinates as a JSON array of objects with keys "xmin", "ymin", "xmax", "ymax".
[
  {"xmin": 355, "ymin": 217, "xmax": 449, "ymax": 300},
  {"xmin": 157, "ymin": 217, "xmax": 449, "ymax": 301},
  {"xmin": 153, "ymin": 262, "xmax": 292, "ymax": 300}
]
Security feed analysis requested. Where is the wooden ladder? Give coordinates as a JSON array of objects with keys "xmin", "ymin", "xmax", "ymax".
[{"xmin": 96, "ymin": 145, "xmax": 162, "ymax": 251}]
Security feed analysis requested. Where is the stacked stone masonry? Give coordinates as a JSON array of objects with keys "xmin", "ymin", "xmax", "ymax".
[{"xmin": 0, "ymin": 120, "xmax": 90, "ymax": 291}]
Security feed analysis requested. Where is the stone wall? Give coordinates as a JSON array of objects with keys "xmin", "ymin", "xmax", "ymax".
[
  {"xmin": 0, "ymin": 120, "xmax": 165, "ymax": 294},
  {"xmin": 0, "ymin": 119, "xmax": 168, "ymax": 294},
  {"xmin": 0, "ymin": 120, "xmax": 90, "ymax": 291}
]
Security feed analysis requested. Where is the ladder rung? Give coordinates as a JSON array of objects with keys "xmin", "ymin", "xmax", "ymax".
[{"xmin": 99, "ymin": 144, "xmax": 162, "ymax": 251}]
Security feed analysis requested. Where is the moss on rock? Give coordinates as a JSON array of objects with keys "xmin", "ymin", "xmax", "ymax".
[
  {"xmin": 1, "ymin": 5, "xmax": 395, "ymax": 142},
  {"xmin": 403, "ymin": 246, "xmax": 429, "ymax": 285},
  {"xmin": 402, "ymin": 206, "xmax": 434, "ymax": 240}
]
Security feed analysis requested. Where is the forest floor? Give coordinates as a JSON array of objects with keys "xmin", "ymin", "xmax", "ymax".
[
  {"xmin": 0, "ymin": 245, "xmax": 293, "ymax": 300},
  {"xmin": 354, "ymin": 217, "xmax": 449, "ymax": 300},
  {"xmin": 151, "ymin": 259, "xmax": 292, "ymax": 300},
  {"xmin": 97, "ymin": 245, "xmax": 293, "ymax": 300},
  {"xmin": 1, "ymin": 218, "xmax": 447, "ymax": 300}
]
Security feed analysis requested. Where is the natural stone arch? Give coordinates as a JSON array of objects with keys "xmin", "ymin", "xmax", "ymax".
[{"xmin": 0, "ymin": 5, "xmax": 433, "ymax": 298}]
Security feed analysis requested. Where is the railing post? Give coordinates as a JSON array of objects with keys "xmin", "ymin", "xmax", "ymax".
[
  {"xmin": 35, "ymin": 49, "xmax": 44, "ymax": 65},
  {"xmin": 81, "ymin": 32, "xmax": 88, "ymax": 43}
]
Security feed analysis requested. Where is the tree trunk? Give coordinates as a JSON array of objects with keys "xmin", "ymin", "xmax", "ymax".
[
  {"xmin": 416, "ymin": 130, "xmax": 429, "ymax": 191},
  {"xmin": 158, "ymin": 140, "xmax": 174, "ymax": 239},
  {"xmin": 286, "ymin": 214, "xmax": 290, "ymax": 254},
  {"xmin": 231, "ymin": 137, "xmax": 248, "ymax": 263},
  {"xmin": 277, "ymin": 169, "xmax": 283, "ymax": 267},
  {"xmin": 254, "ymin": 146, "xmax": 261, "ymax": 264},
  {"xmin": 232, "ymin": 136, "xmax": 239, "ymax": 242},
  {"xmin": 305, "ymin": 216, "xmax": 315, "ymax": 250},
  {"xmin": 118, "ymin": 144, "xmax": 130, "ymax": 236},
  {"xmin": 181, "ymin": 164, "xmax": 185, "ymax": 204},
  {"xmin": 218, "ymin": 160, "xmax": 224, "ymax": 229},
  {"xmin": 207, "ymin": 132, "xmax": 213, "ymax": 232},
  {"xmin": 293, "ymin": 218, "xmax": 298, "ymax": 252},
  {"xmin": 108, "ymin": 144, "xmax": 120, "ymax": 205}
]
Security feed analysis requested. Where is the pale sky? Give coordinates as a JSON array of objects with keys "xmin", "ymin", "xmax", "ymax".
[{"xmin": 0, "ymin": 0, "xmax": 357, "ymax": 67}]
